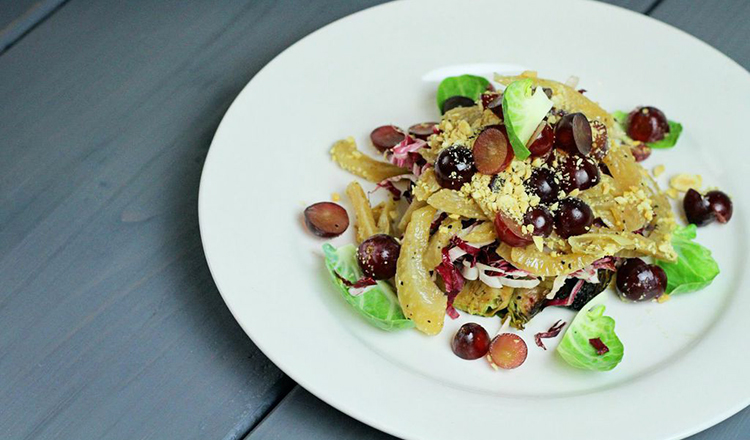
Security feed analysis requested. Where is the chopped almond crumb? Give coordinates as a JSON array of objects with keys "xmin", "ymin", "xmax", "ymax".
[
  {"xmin": 532, "ymin": 236, "xmax": 544, "ymax": 252},
  {"xmin": 657, "ymin": 294, "xmax": 671, "ymax": 304},
  {"xmin": 331, "ymin": 192, "xmax": 341, "ymax": 202},
  {"xmin": 669, "ymin": 173, "xmax": 702, "ymax": 192},
  {"xmin": 652, "ymin": 164, "xmax": 665, "ymax": 178}
]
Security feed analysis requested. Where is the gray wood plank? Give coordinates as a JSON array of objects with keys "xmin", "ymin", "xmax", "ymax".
[
  {"xmin": 0, "ymin": 0, "xmax": 67, "ymax": 53},
  {"xmin": 247, "ymin": 385, "xmax": 750, "ymax": 440},
  {"xmin": 650, "ymin": 0, "xmax": 750, "ymax": 70},
  {"xmin": 247, "ymin": 388, "xmax": 397, "ymax": 440},
  {"xmin": 0, "ymin": 0, "xmax": 388, "ymax": 439}
]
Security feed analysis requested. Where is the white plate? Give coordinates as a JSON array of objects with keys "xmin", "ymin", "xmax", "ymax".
[{"xmin": 199, "ymin": 1, "xmax": 750, "ymax": 439}]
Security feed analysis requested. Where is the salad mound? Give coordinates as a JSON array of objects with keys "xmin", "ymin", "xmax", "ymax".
[{"xmin": 305, "ymin": 71, "xmax": 731, "ymax": 372}]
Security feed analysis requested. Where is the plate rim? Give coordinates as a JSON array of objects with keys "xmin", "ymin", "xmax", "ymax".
[{"xmin": 198, "ymin": 1, "xmax": 750, "ymax": 439}]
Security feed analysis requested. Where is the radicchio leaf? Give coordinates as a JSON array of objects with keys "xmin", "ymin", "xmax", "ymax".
[
  {"xmin": 589, "ymin": 337, "xmax": 610, "ymax": 355},
  {"xmin": 534, "ymin": 320, "xmax": 566, "ymax": 350},
  {"xmin": 446, "ymin": 292, "xmax": 460, "ymax": 320},
  {"xmin": 546, "ymin": 279, "xmax": 584, "ymax": 307},
  {"xmin": 386, "ymin": 136, "xmax": 428, "ymax": 175},
  {"xmin": 435, "ymin": 246, "xmax": 465, "ymax": 294},
  {"xmin": 374, "ymin": 180, "xmax": 402, "ymax": 200},
  {"xmin": 333, "ymin": 271, "xmax": 377, "ymax": 296}
]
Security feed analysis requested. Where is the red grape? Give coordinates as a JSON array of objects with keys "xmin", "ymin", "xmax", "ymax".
[
  {"xmin": 706, "ymin": 190, "xmax": 733, "ymax": 224},
  {"xmin": 590, "ymin": 120, "xmax": 609, "ymax": 159},
  {"xmin": 452, "ymin": 323, "xmax": 491, "ymax": 360},
  {"xmin": 627, "ymin": 107, "xmax": 669, "ymax": 143},
  {"xmin": 481, "ymin": 93, "xmax": 503, "ymax": 118},
  {"xmin": 526, "ymin": 168, "xmax": 559, "ymax": 204},
  {"xmin": 370, "ymin": 125, "xmax": 405, "ymax": 152},
  {"xmin": 557, "ymin": 155, "xmax": 600, "ymax": 192},
  {"xmin": 494, "ymin": 210, "xmax": 533, "ymax": 247},
  {"xmin": 554, "ymin": 198, "xmax": 593, "ymax": 238},
  {"xmin": 488, "ymin": 333, "xmax": 528, "ymax": 369},
  {"xmin": 615, "ymin": 258, "xmax": 666, "ymax": 301},
  {"xmin": 684, "ymin": 189, "xmax": 733, "ymax": 226},
  {"xmin": 472, "ymin": 127, "xmax": 513, "ymax": 175},
  {"xmin": 524, "ymin": 207, "xmax": 553, "ymax": 237},
  {"xmin": 528, "ymin": 123, "xmax": 554, "ymax": 158},
  {"xmin": 683, "ymin": 188, "xmax": 711, "ymax": 226},
  {"xmin": 442, "ymin": 96, "xmax": 475, "ymax": 114},
  {"xmin": 304, "ymin": 202, "xmax": 349, "ymax": 238},
  {"xmin": 435, "ymin": 146, "xmax": 475, "ymax": 190},
  {"xmin": 554, "ymin": 113, "xmax": 592, "ymax": 156},
  {"xmin": 630, "ymin": 143, "xmax": 652, "ymax": 162},
  {"xmin": 357, "ymin": 234, "xmax": 401, "ymax": 280},
  {"xmin": 408, "ymin": 122, "xmax": 438, "ymax": 140}
]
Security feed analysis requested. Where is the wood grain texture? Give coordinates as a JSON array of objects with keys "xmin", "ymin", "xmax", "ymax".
[
  {"xmin": 0, "ymin": 0, "xmax": 67, "ymax": 53},
  {"xmin": 651, "ymin": 0, "xmax": 750, "ymax": 69},
  {"xmin": 0, "ymin": 0, "xmax": 387, "ymax": 439},
  {"xmin": 247, "ymin": 388, "xmax": 397, "ymax": 440}
]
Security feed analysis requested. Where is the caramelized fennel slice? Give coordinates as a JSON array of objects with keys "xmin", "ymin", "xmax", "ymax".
[
  {"xmin": 497, "ymin": 243, "xmax": 600, "ymax": 278},
  {"xmin": 330, "ymin": 137, "xmax": 408, "ymax": 182},
  {"xmin": 395, "ymin": 206, "xmax": 447, "ymax": 335}
]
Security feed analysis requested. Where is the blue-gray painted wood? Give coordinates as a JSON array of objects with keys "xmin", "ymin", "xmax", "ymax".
[
  {"xmin": 0, "ymin": 0, "xmax": 388, "ymax": 439},
  {"xmin": 0, "ymin": 0, "xmax": 67, "ymax": 53},
  {"xmin": 650, "ymin": 0, "xmax": 750, "ymax": 70}
]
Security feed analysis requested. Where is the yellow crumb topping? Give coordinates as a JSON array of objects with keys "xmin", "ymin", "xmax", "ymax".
[
  {"xmin": 331, "ymin": 192, "xmax": 340, "ymax": 202},
  {"xmin": 463, "ymin": 159, "xmax": 537, "ymax": 223},
  {"xmin": 669, "ymin": 173, "xmax": 702, "ymax": 192},
  {"xmin": 652, "ymin": 164, "xmax": 665, "ymax": 178}
]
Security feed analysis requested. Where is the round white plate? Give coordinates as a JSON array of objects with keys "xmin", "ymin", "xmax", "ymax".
[{"xmin": 199, "ymin": 1, "xmax": 750, "ymax": 439}]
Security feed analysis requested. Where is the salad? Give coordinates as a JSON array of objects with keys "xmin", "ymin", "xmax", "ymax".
[{"xmin": 303, "ymin": 71, "xmax": 732, "ymax": 372}]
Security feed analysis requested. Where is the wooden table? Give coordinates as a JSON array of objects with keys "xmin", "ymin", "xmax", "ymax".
[{"xmin": 1, "ymin": 0, "xmax": 748, "ymax": 438}]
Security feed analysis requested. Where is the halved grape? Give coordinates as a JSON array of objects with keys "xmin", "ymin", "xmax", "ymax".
[
  {"xmin": 684, "ymin": 188, "xmax": 711, "ymax": 226},
  {"xmin": 481, "ymin": 92, "xmax": 503, "ymax": 118},
  {"xmin": 472, "ymin": 127, "xmax": 513, "ymax": 174},
  {"xmin": 408, "ymin": 122, "xmax": 438, "ymax": 140},
  {"xmin": 554, "ymin": 113, "xmax": 592, "ymax": 156},
  {"xmin": 494, "ymin": 210, "xmax": 532, "ymax": 247},
  {"xmin": 370, "ymin": 125, "xmax": 405, "ymax": 152},
  {"xmin": 707, "ymin": 190, "xmax": 733, "ymax": 224},
  {"xmin": 304, "ymin": 202, "xmax": 349, "ymax": 237},
  {"xmin": 442, "ymin": 96, "xmax": 475, "ymax": 114},
  {"xmin": 488, "ymin": 333, "xmax": 528, "ymax": 369},
  {"xmin": 684, "ymin": 189, "xmax": 733, "ymax": 226},
  {"xmin": 528, "ymin": 123, "xmax": 554, "ymax": 158}
]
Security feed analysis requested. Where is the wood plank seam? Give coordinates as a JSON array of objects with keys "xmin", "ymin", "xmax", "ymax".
[
  {"xmin": 0, "ymin": 0, "xmax": 70, "ymax": 56},
  {"xmin": 644, "ymin": 0, "xmax": 665, "ymax": 15}
]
